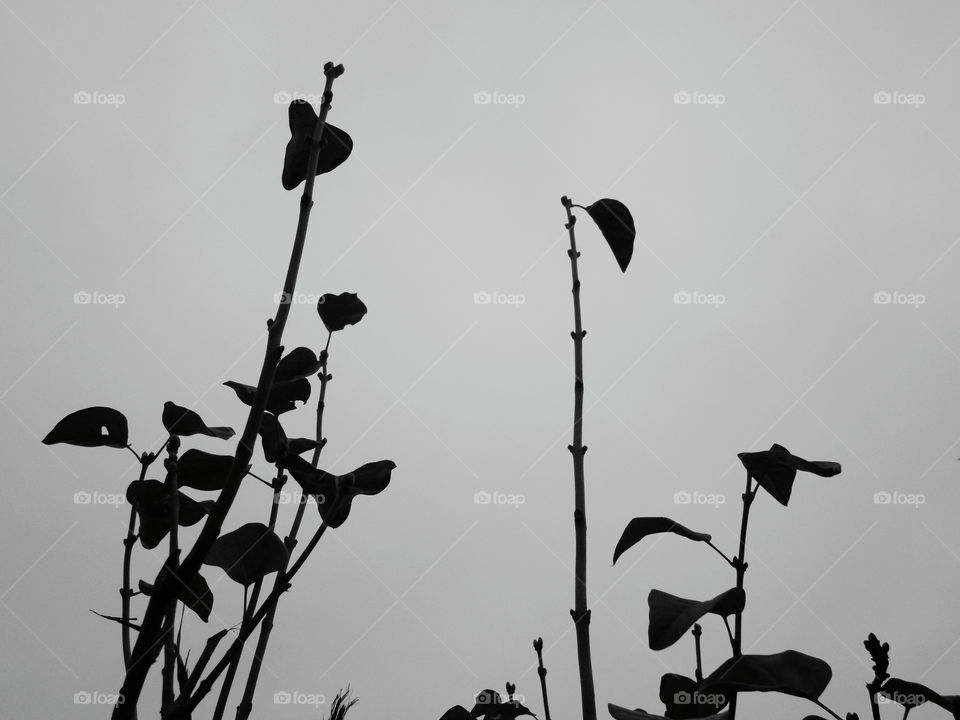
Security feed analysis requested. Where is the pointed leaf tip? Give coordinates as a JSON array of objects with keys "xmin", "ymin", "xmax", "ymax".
[
  {"xmin": 613, "ymin": 517, "xmax": 712, "ymax": 565},
  {"xmin": 585, "ymin": 198, "xmax": 635, "ymax": 272}
]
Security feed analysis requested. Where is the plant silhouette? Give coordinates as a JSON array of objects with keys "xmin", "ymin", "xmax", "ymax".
[{"xmin": 43, "ymin": 62, "xmax": 395, "ymax": 720}]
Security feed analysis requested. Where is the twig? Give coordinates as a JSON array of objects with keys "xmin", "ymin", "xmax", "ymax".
[
  {"xmin": 533, "ymin": 637, "xmax": 552, "ymax": 720},
  {"xmin": 728, "ymin": 472, "xmax": 756, "ymax": 720}
]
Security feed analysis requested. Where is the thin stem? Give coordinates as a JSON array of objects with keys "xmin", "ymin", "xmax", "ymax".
[
  {"xmin": 722, "ymin": 616, "xmax": 735, "ymax": 653},
  {"xmin": 868, "ymin": 686, "xmax": 883, "ymax": 720},
  {"xmin": 561, "ymin": 195, "xmax": 596, "ymax": 720},
  {"xmin": 812, "ymin": 698, "xmax": 845, "ymax": 720},
  {"xmin": 125, "ymin": 445, "xmax": 141, "ymax": 461},
  {"xmin": 112, "ymin": 62, "xmax": 344, "ymax": 720},
  {"xmin": 707, "ymin": 540, "xmax": 736, "ymax": 567},
  {"xmin": 234, "ymin": 330, "xmax": 333, "ymax": 720},
  {"xmin": 692, "ymin": 624, "xmax": 703, "ymax": 683},
  {"xmin": 533, "ymin": 638, "xmax": 552, "ymax": 720},
  {"xmin": 161, "ymin": 436, "xmax": 181, "ymax": 712},
  {"xmin": 728, "ymin": 472, "xmax": 756, "ymax": 720},
  {"xmin": 122, "ymin": 451, "xmax": 155, "ymax": 669}
]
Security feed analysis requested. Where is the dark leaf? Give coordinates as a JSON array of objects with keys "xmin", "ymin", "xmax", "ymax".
[
  {"xmin": 659, "ymin": 674, "xmax": 728, "ymax": 719},
  {"xmin": 223, "ymin": 378, "xmax": 310, "ymax": 415},
  {"xmin": 613, "ymin": 517, "xmax": 713, "ymax": 565},
  {"xmin": 162, "ymin": 401, "xmax": 234, "ymax": 440},
  {"xmin": 701, "ymin": 650, "xmax": 832, "ymax": 701},
  {"xmin": 609, "ymin": 706, "xmax": 728, "ymax": 720},
  {"xmin": 204, "ymin": 522, "xmax": 289, "ymax": 586},
  {"xmin": 282, "ymin": 99, "xmax": 353, "ymax": 190},
  {"xmin": 177, "ymin": 449, "xmax": 234, "ymax": 491},
  {"xmin": 275, "ymin": 347, "xmax": 324, "ymax": 383},
  {"xmin": 440, "ymin": 708, "xmax": 474, "ymax": 720},
  {"xmin": 880, "ymin": 679, "xmax": 960, "ymax": 717},
  {"xmin": 469, "ymin": 689, "xmax": 532, "ymax": 719},
  {"xmin": 138, "ymin": 580, "xmax": 153, "ymax": 596},
  {"xmin": 280, "ymin": 456, "xmax": 395, "ymax": 528},
  {"xmin": 738, "ymin": 444, "xmax": 841, "ymax": 506},
  {"xmin": 287, "ymin": 437, "xmax": 321, "ymax": 457},
  {"xmin": 585, "ymin": 198, "xmax": 635, "ymax": 272},
  {"xmin": 126, "ymin": 480, "xmax": 211, "ymax": 549},
  {"xmin": 172, "ymin": 569, "xmax": 214, "ymax": 622},
  {"xmin": 649, "ymin": 588, "xmax": 745, "ymax": 651},
  {"xmin": 91, "ymin": 609, "xmax": 141, "ymax": 631},
  {"xmin": 43, "ymin": 406, "xmax": 128, "ymax": 448},
  {"xmin": 317, "ymin": 292, "xmax": 367, "ymax": 333}
]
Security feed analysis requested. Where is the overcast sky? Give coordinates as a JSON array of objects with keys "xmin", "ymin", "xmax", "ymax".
[{"xmin": 3, "ymin": 2, "xmax": 960, "ymax": 719}]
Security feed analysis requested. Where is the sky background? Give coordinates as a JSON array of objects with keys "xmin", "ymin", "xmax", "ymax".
[{"xmin": 2, "ymin": 1, "xmax": 960, "ymax": 718}]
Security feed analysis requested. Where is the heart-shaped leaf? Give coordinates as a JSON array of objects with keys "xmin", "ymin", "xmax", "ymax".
[
  {"xmin": 162, "ymin": 402, "xmax": 234, "ymax": 440},
  {"xmin": 609, "ymin": 705, "xmax": 728, "ymax": 720},
  {"xmin": 586, "ymin": 198, "xmax": 635, "ymax": 272},
  {"xmin": 126, "ymin": 480, "xmax": 211, "ymax": 549},
  {"xmin": 280, "ymin": 456, "xmax": 396, "ymax": 528},
  {"xmin": 317, "ymin": 292, "xmax": 367, "ymax": 333},
  {"xmin": 738, "ymin": 444, "xmax": 841, "ymax": 506},
  {"xmin": 176, "ymin": 449, "xmax": 234, "ymax": 491},
  {"xmin": 204, "ymin": 522, "xmax": 289, "ymax": 586},
  {"xmin": 659, "ymin": 674, "xmax": 729, "ymax": 719},
  {"xmin": 282, "ymin": 99, "xmax": 353, "ymax": 190},
  {"xmin": 701, "ymin": 650, "xmax": 832, "ymax": 701},
  {"xmin": 275, "ymin": 347, "xmax": 325, "ymax": 383},
  {"xmin": 223, "ymin": 377, "xmax": 311, "ymax": 416},
  {"xmin": 43, "ymin": 406, "xmax": 128, "ymax": 448},
  {"xmin": 614, "ymin": 517, "xmax": 713, "ymax": 565},
  {"xmin": 171, "ymin": 569, "xmax": 214, "ymax": 622},
  {"xmin": 649, "ymin": 588, "xmax": 745, "ymax": 651}
]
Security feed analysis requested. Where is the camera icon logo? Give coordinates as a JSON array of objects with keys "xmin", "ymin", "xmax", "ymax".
[
  {"xmin": 74, "ymin": 491, "xmax": 92, "ymax": 505},
  {"xmin": 874, "ymin": 491, "xmax": 892, "ymax": 505},
  {"xmin": 673, "ymin": 291, "xmax": 692, "ymax": 305},
  {"xmin": 873, "ymin": 291, "xmax": 891, "ymax": 305},
  {"xmin": 474, "ymin": 290, "xmax": 492, "ymax": 305},
  {"xmin": 273, "ymin": 91, "xmax": 292, "ymax": 105},
  {"xmin": 274, "ymin": 691, "xmax": 292, "ymax": 705},
  {"xmin": 674, "ymin": 691, "xmax": 691, "ymax": 704},
  {"xmin": 474, "ymin": 491, "xmax": 492, "ymax": 505},
  {"xmin": 74, "ymin": 691, "xmax": 92, "ymax": 705},
  {"xmin": 673, "ymin": 91, "xmax": 692, "ymax": 105},
  {"xmin": 474, "ymin": 91, "xmax": 492, "ymax": 105},
  {"xmin": 74, "ymin": 91, "xmax": 92, "ymax": 105},
  {"xmin": 74, "ymin": 291, "xmax": 92, "ymax": 305},
  {"xmin": 873, "ymin": 91, "xmax": 892, "ymax": 105},
  {"xmin": 673, "ymin": 491, "xmax": 692, "ymax": 505}
]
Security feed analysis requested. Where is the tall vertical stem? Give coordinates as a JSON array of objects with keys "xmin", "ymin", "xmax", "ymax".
[
  {"xmin": 728, "ymin": 471, "xmax": 755, "ymax": 720},
  {"xmin": 161, "ymin": 436, "xmax": 181, "ymax": 712},
  {"xmin": 112, "ymin": 62, "xmax": 344, "ymax": 720},
  {"xmin": 122, "ymin": 452, "xmax": 154, "ymax": 670},
  {"xmin": 533, "ymin": 637, "xmax": 552, "ymax": 720},
  {"xmin": 562, "ymin": 195, "xmax": 596, "ymax": 720}
]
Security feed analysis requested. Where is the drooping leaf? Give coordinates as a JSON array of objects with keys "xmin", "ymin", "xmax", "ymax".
[
  {"xmin": 280, "ymin": 456, "xmax": 396, "ymax": 528},
  {"xmin": 43, "ymin": 406, "xmax": 128, "ymax": 448},
  {"xmin": 701, "ymin": 650, "xmax": 832, "ymax": 701},
  {"xmin": 317, "ymin": 292, "xmax": 367, "ymax": 333},
  {"xmin": 176, "ymin": 449, "xmax": 234, "ymax": 491},
  {"xmin": 275, "ymin": 347, "xmax": 325, "ymax": 383},
  {"xmin": 204, "ymin": 522, "xmax": 289, "ymax": 586},
  {"xmin": 126, "ymin": 479, "xmax": 212, "ymax": 549},
  {"xmin": 162, "ymin": 401, "xmax": 234, "ymax": 440},
  {"xmin": 659, "ymin": 674, "xmax": 728, "ymax": 719},
  {"xmin": 609, "ymin": 705, "xmax": 728, "ymax": 720},
  {"xmin": 171, "ymin": 569, "xmax": 214, "ymax": 622},
  {"xmin": 613, "ymin": 517, "xmax": 713, "ymax": 565},
  {"xmin": 737, "ymin": 444, "xmax": 841, "ymax": 506},
  {"xmin": 282, "ymin": 99, "xmax": 353, "ymax": 191},
  {"xmin": 222, "ymin": 377, "xmax": 311, "ymax": 415},
  {"xmin": 257, "ymin": 413, "xmax": 321, "ymax": 464},
  {"xmin": 649, "ymin": 588, "xmax": 744, "ymax": 651},
  {"xmin": 440, "ymin": 707, "xmax": 474, "ymax": 720},
  {"xmin": 585, "ymin": 198, "xmax": 635, "ymax": 272}
]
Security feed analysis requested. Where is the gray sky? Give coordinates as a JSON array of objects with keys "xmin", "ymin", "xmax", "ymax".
[{"xmin": 2, "ymin": 1, "xmax": 960, "ymax": 718}]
